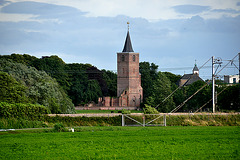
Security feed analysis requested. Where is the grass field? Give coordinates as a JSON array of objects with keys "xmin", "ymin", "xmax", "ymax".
[{"xmin": 0, "ymin": 126, "xmax": 239, "ymax": 159}]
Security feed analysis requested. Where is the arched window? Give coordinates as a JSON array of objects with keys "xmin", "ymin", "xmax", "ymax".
[
  {"xmin": 121, "ymin": 55, "xmax": 125, "ymax": 61},
  {"xmin": 133, "ymin": 55, "xmax": 136, "ymax": 61}
]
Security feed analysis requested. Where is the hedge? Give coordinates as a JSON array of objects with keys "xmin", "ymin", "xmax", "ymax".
[{"xmin": 0, "ymin": 102, "xmax": 49, "ymax": 120}]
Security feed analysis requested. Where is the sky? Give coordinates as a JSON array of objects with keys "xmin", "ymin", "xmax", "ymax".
[{"xmin": 0, "ymin": 0, "xmax": 240, "ymax": 80}]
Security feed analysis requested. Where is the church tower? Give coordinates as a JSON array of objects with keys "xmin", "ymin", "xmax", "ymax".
[{"xmin": 117, "ymin": 23, "xmax": 143, "ymax": 107}]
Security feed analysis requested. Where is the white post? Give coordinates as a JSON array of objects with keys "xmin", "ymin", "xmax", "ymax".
[
  {"xmin": 122, "ymin": 114, "xmax": 125, "ymax": 126},
  {"xmin": 163, "ymin": 114, "xmax": 166, "ymax": 126},
  {"xmin": 212, "ymin": 56, "xmax": 215, "ymax": 113},
  {"xmin": 239, "ymin": 53, "xmax": 240, "ymax": 84},
  {"xmin": 143, "ymin": 116, "xmax": 145, "ymax": 127}
]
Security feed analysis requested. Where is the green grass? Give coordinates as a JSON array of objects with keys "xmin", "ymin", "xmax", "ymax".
[
  {"xmin": 0, "ymin": 126, "xmax": 239, "ymax": 159},
  {"xmin": 75, "ymin": 110, "xmax": 143, "ymax": 114}
]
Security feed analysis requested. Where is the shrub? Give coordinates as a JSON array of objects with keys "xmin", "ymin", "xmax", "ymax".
[
  {"xmin": 0, "ymin": 102, "xmax": 49, "ymax": 120},
  {"xmin": 122, "ymin": 109, "xmax": 131, "ymax": 114},
  {"xmin": 143, "ymin": 104, "xmax": 159, "ymax": 114},
  {"xmin": 53, "ymin": 123, "xmax": 66, "ymax": 132}
]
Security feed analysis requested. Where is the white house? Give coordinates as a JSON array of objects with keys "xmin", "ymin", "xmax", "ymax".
[{"xmin": 224, "ymin": 75, "xmax": 239, "ymax": 84}]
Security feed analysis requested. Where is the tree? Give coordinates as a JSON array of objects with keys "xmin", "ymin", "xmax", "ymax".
[
  {"xmin": 0, "ymin": 59, "xmax": 75, "ymax": 113},
  {"xmin": 0, "ymin": 53, "xmax": 37, "ymax": 66},
  {"xmin": 139, "ymin": 62, "xmax": 158, "ymax": 102},
  {"xmin": 183, "ymin": 80, "xmax": 210, "ymax": 112},
  {"xmin": 87, "ymin": 66, "xmax": 108, "ymax": 96},
  {"xmin": 218, "ymin": 84, "xmax": 240, "ymax": 111},
  {"xmin": 83, "ymin": 80, "xmax": 102, "ymax": 103},
  {"xmin": 102, "ymin": 69, "xmax": 117, "ymax": 97},
  {"xmin": 146, "ymin": 72, "xmax": 175, "ymax": 112},
  {"xmin": 0, "ymin": 71, "xmax": 28, "ymax": 103},
  {"xmin": 66, "ymin": 63, "xmax": 90, "ymax": 105},
  {"xmin": 32, "ymin": 55, "xmax": 70, "ymax": 91}
]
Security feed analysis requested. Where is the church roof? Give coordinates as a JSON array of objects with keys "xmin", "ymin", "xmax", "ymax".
[
  {"xmin": 179, "ymin": 73, "xmax": 203, "ymax": 86},
  {"xmin": 122, "ymin": 31, "xmax": 134, "ymax": 52},
  {"xmin": 193, "ymin": 64, "xmax": 199, "ymax": 72}
]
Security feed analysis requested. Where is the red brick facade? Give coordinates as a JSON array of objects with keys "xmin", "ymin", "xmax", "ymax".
[{"xmin": 117, "ymin": 52, "xmax": 143, "ymax": 107}]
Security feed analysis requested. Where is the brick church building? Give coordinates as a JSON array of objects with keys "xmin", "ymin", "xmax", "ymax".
[{"xmin": 98, "ymin": 26, "xmax": 143, "ymax": 107}]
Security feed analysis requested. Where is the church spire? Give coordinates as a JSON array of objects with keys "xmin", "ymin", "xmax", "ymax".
[
  {"xmin": 193, "ymin": 60, "xmax": 199, "ymax": 75},
  {"xmin": 122, "ymin": 22, "xmax": 134, "ymax": 52}
]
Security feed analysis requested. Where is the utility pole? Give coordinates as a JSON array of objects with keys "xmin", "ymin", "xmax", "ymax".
[
  {"xmin": 239, "ymin": 53, "xmax": 240, "ymax": 84},
  {"xmin": 212, "ymin": 56, "xmax": 222, "ymax": 113},
  {"xmin": 212, "ymin": 56, "xmax": 215, "ymax": 113}
]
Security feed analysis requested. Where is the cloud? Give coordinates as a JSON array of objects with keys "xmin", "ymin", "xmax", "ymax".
[
  {"xmin": 173, "ymin": 5, "xmax": 211, "ymax": 14},
  {"xmin": 0, "ymin": 0, "xmax": 10, "ymax": 6},
  {"xmin": 1, "ymin": 1, "xmax": 86, "ymax": 18},
  {"xmin": 212, "ymin": 9, "xmax": 240, "ymax": 14},
  {"xmin": 173, "ymin": 5, "xmax": 210, "ymax": 14},
  {"xmin": 237, "ymin": 2, "xmax": 240, "ymax": 6}
]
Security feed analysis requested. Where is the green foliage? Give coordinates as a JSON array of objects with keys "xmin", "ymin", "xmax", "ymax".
[
  {"xmin": 0, "ymin": 113, "xmax": 239, "ymax": 129},
  {"xmin": 146, "ymin": 72, "xmax": 175, "ymax": 112},
  {"xmin": 32, "ymin": 55, "xmax": 70, "ymax": 91},
  {"xmin": 0, "ymin": 71, "xmax": 28, "ymax": 103},
  {"xmin": 53, "ymin": 123, "xmax": 66, "ymax": 132},
  {"xmin": 163, "ymin": 72, "xmax": 181, "ymax": 85},
  {"xmin": 139, "ymin": 62, "xmax": 158, "ymax": 102},
  {"xmin": 0, "ymin": 53, "xmax": 37, "ymax": 66},
  {"xmin": 0, "ymin": 102, "xmax": 49, "ymax": 120},
  {"xmin": 143, "ymin": 104, "xmax": 159, "ymax": 114},
  {"xmin": 84, "ymin": 80, "xmax": 102, "ymax": 102},
  {"xmin": 1, "ymin": 54, "xmax": 238, "ymax": 113},
  {"xmin": 121, "ymin": 109, "xmax": 131, "ymax": 114},
  {"xmin": 218, "ymin": 84, "xmax": 240, "ymax": 111},
  {"xmin": 102, "ymin": 69, "xmax": 117, "ymax": 97},
  {"xmin": 66, "ymin": 64, "xmax": 104, "ymax": 105},
  {"xmin": 140, "ymin": 62, "xmax": 175, "ymax": 112},
  {"xmin": 0, "ymin": 118, "xmax": 48, "ymax": 129},
  {"xmin": 183, "ymin": 80, "xmax": 209, "ymax": 111},
  {"xmin": 0, "ymin": 59, "xmax": 75, "ymax": 113}
]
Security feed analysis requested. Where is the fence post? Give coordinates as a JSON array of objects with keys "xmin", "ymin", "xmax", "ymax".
[
  {"xmin": 164, "ymin": 114, "xmax": 166, "ymax": 126},
  {"xmin": 122, "ymin": 114, "xmax": 125, "ymax": 126},
  {"xmin": 143, "ymin": 115, "xmax": 145, "ymax": 127}
]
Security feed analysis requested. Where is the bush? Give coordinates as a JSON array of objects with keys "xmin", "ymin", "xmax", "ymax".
[
  {"xmin": 143, "ymin": 104, "xmax": 159, "ymax": 114},
  {"xmin": 0, "ymin": 102, "xmax": 49, "ymax": 120},
  {"xmin": 53, "ymin": 123, "xmax": 66, "ymax": 132},
  {"xmin": 0, "ymin": 117, "xmax": 48, "ymax": 129},
  {"xmin": 122, "ymin": 109, "xmax": 131, "ymax": 114}
]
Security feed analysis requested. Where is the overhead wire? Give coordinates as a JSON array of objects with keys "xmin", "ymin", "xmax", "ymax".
[
  {"xmin": 167, "ymin": 53, "xmax": 239, "ymax": 113},
  {"xmin": 155, "ymin": 57, "xmax": 212, "ymax": 110},
  {"xmin": 194, "ymin": 85, "xmax": 230, "ymax": 113},
  {"xmin": 170, "ymin": 80, "xmax": 211, "ymax": 113}
]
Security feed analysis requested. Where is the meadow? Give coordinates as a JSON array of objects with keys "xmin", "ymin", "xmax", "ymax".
[{"xmin": 0, "ymin": 126, "xmax": 239, "ymax": 159}]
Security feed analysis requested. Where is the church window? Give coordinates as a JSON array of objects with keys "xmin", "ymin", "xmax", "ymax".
[
  {"xmin": 121, "ymin": 55, "xmax": 125, "ymax": 61},
  {"xmin": 133, "ymin": 55, "xmax": 136, "ymax": 61}
]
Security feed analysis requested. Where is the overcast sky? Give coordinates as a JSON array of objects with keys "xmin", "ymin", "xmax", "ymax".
[{"xmin": 0, "ymin": 0, "xmax": 240, "ymax": 79}]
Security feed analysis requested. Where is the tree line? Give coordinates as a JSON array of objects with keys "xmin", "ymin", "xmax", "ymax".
[{"xmin": 0, "ymin": 54, "xmax": 239, "ymax": 113}]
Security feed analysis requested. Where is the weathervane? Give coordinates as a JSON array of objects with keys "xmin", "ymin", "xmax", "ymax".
[{"xmin": 127, "ymin": 22, "xmax": 130, "ymax": 31}]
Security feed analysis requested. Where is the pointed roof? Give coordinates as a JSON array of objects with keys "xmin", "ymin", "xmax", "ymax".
[
  {"xmin": 193, "ymin": 64, "xmax": 199, "ymax": 72},
  {"xmin": 122, "ymin": 31, "xmax": 134, "ymax": 52}
]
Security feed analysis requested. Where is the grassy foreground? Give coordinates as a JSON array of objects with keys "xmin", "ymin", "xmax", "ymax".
[{"xmin": 0, "ymin": 126, "xmax": 239, "ymax": 159}]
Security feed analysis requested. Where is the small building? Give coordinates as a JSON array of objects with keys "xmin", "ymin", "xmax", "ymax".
[
  {"xmin": 224, "ymin": 75, "xmax": 239, "ymax": 84},
  {"xmin": 178, "ymin": 64, "xmax": 204, "ymax": 86}
]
